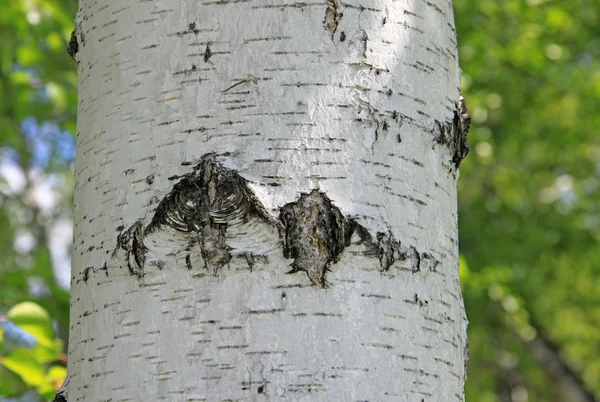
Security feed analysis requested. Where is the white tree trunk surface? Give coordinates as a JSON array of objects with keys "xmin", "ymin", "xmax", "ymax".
[{"xmin": 66, "ymin": 0, "xmax": 468, "ymax": 401}]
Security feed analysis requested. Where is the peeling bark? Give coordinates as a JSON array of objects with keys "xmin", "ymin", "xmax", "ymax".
[{"xmin": 324, "ymin": 0, "xmax": 342, "ymax": 37}]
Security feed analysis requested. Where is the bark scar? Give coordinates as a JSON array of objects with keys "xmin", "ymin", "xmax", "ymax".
[
  {"xmin": 279, "ymin": 190, "xmax": 354, "ymax": 287},
  {"xmin": 67, "ymin": 29, "xmax": 78, "ymax": 60},
  {"xmin": 434, "ymin": 95, "xmax": 471, "ymax": 168},
  {"xmin": 324, "ymin": 0, "xmax": 343, "ymax": 37},
  {"xmin": 67, "ymin": 22, "xmax": 84, "ymax": 61},
  {"xmin": 115, "ymin": 153, "xmax": 276, "ymax": 277},
  {"xmin": 112, "ymin": 155, "xmax": 440, "ymax": 287}
]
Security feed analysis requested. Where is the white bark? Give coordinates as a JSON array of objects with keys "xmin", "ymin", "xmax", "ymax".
[{"xmin": 65, "ymin": 0, "xmax": 468, "ymax": 401}]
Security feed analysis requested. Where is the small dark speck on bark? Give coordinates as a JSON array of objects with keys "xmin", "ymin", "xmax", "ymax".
[
  {"xmin": 204, "ymin": 42, "xmax": 212, "ymax": 63},
  {"xmin": 83, "ymin": 267, "xmax": 92, "ymax": 283}
]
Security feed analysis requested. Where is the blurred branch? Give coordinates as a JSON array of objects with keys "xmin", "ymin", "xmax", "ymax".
[{"xmin": 525, "ymin": 321, "xmax": 598, "ymax": 402}]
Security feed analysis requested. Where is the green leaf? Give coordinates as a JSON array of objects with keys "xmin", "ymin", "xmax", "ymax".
[
  {"xmin": 0, "ymin": 364, "xmax": 25, "ymax": 396},
  {"xmin": 7, "ymin": 302, "xmax": 55, "ymax": 348},
  {"xmin": 0, "ymin": 349, "xmax": 46, "ymax": 386}
]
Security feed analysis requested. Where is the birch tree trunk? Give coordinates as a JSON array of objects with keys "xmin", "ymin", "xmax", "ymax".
[{"xmin": 62, "ymin": 0, "xmax": 469, "ymax": 400}]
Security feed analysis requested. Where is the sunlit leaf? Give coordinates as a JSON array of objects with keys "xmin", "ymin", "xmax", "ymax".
[{"xmin": 7, "ymin": 302, "xmax": 55, "ymax": 348}]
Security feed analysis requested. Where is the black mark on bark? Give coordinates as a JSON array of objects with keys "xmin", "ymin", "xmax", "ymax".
[
  {"xmin": 67, "ymin": 29, "xmax": 78, "ymax": 60},
  {"xmin": 246, "ymin": 253, "xmax": 254, "ymax": 271},
  {"xmin": 324, "ymin": 0, "xmax": 342, "ymax": 37},
  {"xmin": 435, "ymin": 96, "xmax": 470, "ymax": 168},
  {"xmin": 51, "ymin": 388, "xmax": 67, "ymax": 402},
  {"xmin": 81, "ymin": 264, "xmax": 108, "ymax": 283},
  {"xmin": 83, "ymin": 267, "xmax": 92, "ymax": 283},
  {"xmin": 116, "ymin": 221, "xmax": 146, "ymax": 277},
  {"xmin": 463, "ymin": 338, "xmax": 470, "ymax": 382},
  {"xmin": 280, "ymin": 190, "xmax": 354, "ymax": 287},
  {"xmin": 204, "ymin": 42, "xmax": 212, "ymax": 63},
  {"xmin": 376, "ymin": 231, "xmax": 403, "ymax": 271}
]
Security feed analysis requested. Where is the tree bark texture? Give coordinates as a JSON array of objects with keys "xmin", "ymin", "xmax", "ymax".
[{"xmin": 65, "ymin": 0, "xmax": 469, "ymax": 401}]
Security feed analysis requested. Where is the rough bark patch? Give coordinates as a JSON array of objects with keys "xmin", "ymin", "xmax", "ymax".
[
  {"xmin": 115, "ymin": 153, "xmax": 276, "ymax": 277},
  {"xmin": 372, "ymin": 232, "xmax": 436, "ymax": 273},
  {"xmin": 116, "ymin": 221, "xmax": 146, "ymax": 277},
  {"xmin": 324, "ymin": 0, "xmax": 342, "ymax": 36},
  {"xmin": 435, "ymin": 96, "xmax": 471, "ymax": 168},
  {"xmin": 279, "ymin": 190, "xmax": 354, "ymax": 287},
  {"xmin": 112, "ymin": 154, "xmax": 440, "ymax": 287}
]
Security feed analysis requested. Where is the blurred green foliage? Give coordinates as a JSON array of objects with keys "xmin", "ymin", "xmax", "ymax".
[
  {"xmin": 0, "ymin": 1, "xmax": 76, "ymax": 399},
  {"xmin": 0, "ymin": 0, "xmax": 599, "ymax": 401},
  {"xmin": 0, "ymin": 303, "xmax": 66, "ymax": 400},
  {"xmin": 455, "ymin": 0, "xmax": 600, "ymax": 400}
]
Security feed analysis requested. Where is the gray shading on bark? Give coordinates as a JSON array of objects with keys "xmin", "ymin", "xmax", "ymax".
[
  {"xmin": 112, "ymin": 154, "xmax": 440, "ymax": 287},
  {"xmin": 435, "ymin": 96, "xmax": 471, "ymax": 168}
]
